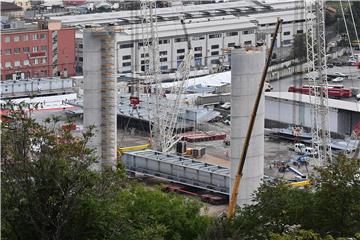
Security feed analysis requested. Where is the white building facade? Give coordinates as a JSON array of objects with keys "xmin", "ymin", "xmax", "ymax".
[{"xmin": 53, "ymin": 0, "xmax": 306, "ymax": 74}]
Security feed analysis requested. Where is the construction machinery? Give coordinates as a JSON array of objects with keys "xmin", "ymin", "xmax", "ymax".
[
  {"xmin": 305, "ymin": 0, "xmax": 332, "ymax": 165},
  {"xmin": 140, "ymin": 0, "xmax": 193, "ymax": 152}
]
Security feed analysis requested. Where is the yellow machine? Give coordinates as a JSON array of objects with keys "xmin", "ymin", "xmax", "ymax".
[
  {"xmin": 288, "ymin": 180, "xmax": 311, "ymax": 187},
  {"xmin": 118, "ymin": 144, "xmax": 151, "ymax": 156}
]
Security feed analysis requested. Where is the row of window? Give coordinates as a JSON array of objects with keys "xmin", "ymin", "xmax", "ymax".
[
  {"xmin": 271, "ymin": 30, "xmax": 303, "ymax": 38},
  {"xmin": 3, "ymin": 58, "xmax": 47, "ymax": 68},
  {"xmin": 119, "ymin": 42, "xmax": 244, "ymax": 64},
  {"xmin": 1, "ymin": 45, "xmax": 47, "ymax": 55},
  {"xmin": 120, "ymin": 31, "xmax": 257, "ymax": 49},
  {"xmin": 2, "ymin": 33, "xmax": 47, "ymax": 43}
]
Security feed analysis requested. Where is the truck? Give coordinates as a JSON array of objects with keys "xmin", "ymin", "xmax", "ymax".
[{"xmin": 288, "ymin": 85, "xmax": 352, "ymax": 98}]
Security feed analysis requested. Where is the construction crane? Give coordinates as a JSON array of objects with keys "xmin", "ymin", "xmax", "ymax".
[
  {"xmin": 140, "ymin": 0, "xmax": 193, "ymax": 152},
  {"xmin": 304, "ymin": 0, "xmax": 332, "ymax": 165}
]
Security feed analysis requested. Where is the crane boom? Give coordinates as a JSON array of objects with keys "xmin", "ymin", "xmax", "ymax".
[{"xmin": 305, "ymin": 0, "xmax": 332, "ymax": 165}]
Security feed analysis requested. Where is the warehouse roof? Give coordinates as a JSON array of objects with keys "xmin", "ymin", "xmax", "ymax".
[
  {"xmin": 51, "ymin": 0, "xmax": 303, "ymax": 26},
  {"xmin": 265, "ymin": 92, "xmax": 360, "ymax": 113}
]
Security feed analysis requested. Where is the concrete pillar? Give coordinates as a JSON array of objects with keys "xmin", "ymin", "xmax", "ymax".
[
  {"xmin": 230, "ymin": 46, "xmax": 265, "ymax": 206},
  {"xmin": 83, "ymin": 27, "xmax": 117, "ymax": 170}
]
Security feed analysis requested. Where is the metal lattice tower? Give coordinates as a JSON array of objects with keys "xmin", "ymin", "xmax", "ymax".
[
  {"xmin": 140, "ymin": 0, "xmax": 193, "ymax": 152},
  {"xmin": 305, "ymin": 0, "xmax": 332, "ymax": 164}
]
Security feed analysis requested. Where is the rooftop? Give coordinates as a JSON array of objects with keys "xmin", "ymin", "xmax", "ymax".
[
  {"xmin": 51, "ymin": 0, "xmax": 304, "ymax": 27},
  {"xmin": 0, "ymin": 2, "xmax": 22, "ymax": 12}
]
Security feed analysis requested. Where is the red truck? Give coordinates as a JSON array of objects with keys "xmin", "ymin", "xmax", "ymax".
[{"xmin": 288, "ymin": 85, "xmax": 352, "ymax": 98}]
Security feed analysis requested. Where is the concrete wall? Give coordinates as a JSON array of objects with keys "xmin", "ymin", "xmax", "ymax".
[{"xmin": 265, "ymin": 96, "xmax": 343, "ymax": 134}]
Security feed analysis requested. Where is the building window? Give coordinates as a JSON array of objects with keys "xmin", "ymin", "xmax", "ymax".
[
  {"xmin": 79, "ymin": 57, "xmax": 83, "ymax": 61},
  {"xmin": 244, "ymin": 40, "xmax": 252, "ymax": 45},
  {"xmin": 194, "ymin": 46, "xmax": 202, "ymax": 51},
  {"xmin": 119, "ymin": 43, "xmax": 133, "ymax": 49},
  {"xmin": 42, "ymin": 58, "xmax": 47, "ymax": 64},
  {"xmin": 5, "ymin": 49, "xmax": 11, "ymax": 55},
  {"xmin": 33, "ymin": 46, "xmax": 39, "ymax": 52},
  {"xmin": 175, "ymin": 38, "xmax": 186, "ymax": 42},
  {"xmin": 192, "ymin": 35, "xmax": 205, "ymax": 41},
  {"xmin": 79, "ymin": 44, "xmax": 83, "ymax": 49},
  {"xmin": 23, "ymin": 59, "xmax": 30, "ymax": 65},
  {"xmin": 5, "ymin": 36, "xmax": 10, "ymax": 43},
  {"xmin": 40, "ymin": 34, "xmax": 46, "ymax": 39},
  {"xmin": 243, "ymin": 29, "xmax": 255, "ymax": 35},
  {"xmin": 159, "ymin": 51, "xmax": 167, "ymax": 56},
  {"xmin": 141, "ymin": 53, "xmax": 149, "ymax": 58},
  {"xmin": 283, "ymin": 39, "xmax": 292, "ymax": 45},
  {"xmin": 228, "ymin": 42, "xmax": 235, "ymax": 47},
  {"xmin": 160, "ymin": 57, "xmax": 167, "ymax": 62},
  {"xmin": 211, "ymin": 44, "xmax": 219, "ymax": 49},
  {"xmin": 23, "ymin": 35, "xmax": 29, "ymax": 41},
  {"xmin": 211, "ymin": 51, "xmax": 219, "ymax": 56},
  {"xmin": 14, "ymin": 35, "xmax": 20, "ymax": 42},
  {"xmin": 23, "ymin": 47, "xmax": 30, "ymax": 53},
  {"xmin": 177, "ymin": 55, "xmax": 184, "ymax": 60},
  {"xmin": 284, "ymin": 31, "xmax": 291, "ymax": 36},
  {"xmin": 33, "ymin": 34, "xmax": 39, "ymax": 40},
  {"xmin": 177, "ymin": 49, "xmax": 185, "ymax": 54},
  {"xmin": 14, "ymin": 60, "xmax": 20, "ymax": 67},
  {"xmin": 14, "ymin": 48, "xmax": 21, "ymax": 54},
  {"xmin": 41, "ymin": 45, "xmax": 47, "ymax": 51},
  {"xmin": 194, "ymin": 53, "xmax": 202, "ymax": 58},
  {"xmin": 34, "ymin": 58, "xmax": 39, "ymax": 64},
  {"xmin": 297, "ymin": 30, "xmax": 303, "ymax": 34},
  {"xmin": 226, "ymin": 32, "xmax": 238, "ymax": 36},
  {"xmin": 5, "ymin": 62, "xmax": 11, "ymax": 68},
  {"xmin": 160, "ymin": 65, "xmax": 168, "ymax": 70},
  {"xmin": 122, "ymin": 55, "xmax": 131, "ymax": 60},
  {"xmin": 122, "ymin": 62, "xmax": 131, "ymax": 67},
  {"xmin": 159, "ymin": 39, "xmax": 169, "ymax": 44},
  {"xmin": 211, "ymin": 59, "xmax": 219, "ymax": 64},
  {"xmin": 209, "ymin": 33, "xmax": 221, "ymax": 39}
]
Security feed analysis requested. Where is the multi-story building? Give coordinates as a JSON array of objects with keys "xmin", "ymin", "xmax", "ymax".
[
  {"xmin": 53, "ymin": 0, "xmax": 305, "ymax": 74},
  {"xmin": 0, "ymin": 20, "xmax": 76, "ymax": 80}
]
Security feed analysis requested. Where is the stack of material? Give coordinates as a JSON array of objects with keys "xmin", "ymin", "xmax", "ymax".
[
  {"xmin": 192, "ymin": 147, "xmax": 206, "ymax": 158},
  {"xmin": 179, "ymin": 131, "xmax": 226, "ymax": 142}
]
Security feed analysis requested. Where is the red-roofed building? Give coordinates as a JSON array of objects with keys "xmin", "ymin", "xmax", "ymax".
[{"xmin": 1, "ymin": 20, "xmax": 75, "ymax": 80}]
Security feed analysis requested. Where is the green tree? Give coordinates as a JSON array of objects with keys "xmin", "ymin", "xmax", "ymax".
[
  {"xmin": 200, "ymin": 155, "xmax": 360, "ymax": 240},
  {"xmin": 292, "ymin": 33, "xmax": 307, "ymax": 61},
  {"xmin": 312, "ymin": 156, "xmax": 360, "ymax": 236},
  {"xmin": 1, "ymin": 102, "xmax": 126, "ymax": 240},
  {"xmin": 1, "ymin": 102, "xmax": 210, "ymax": 240}
]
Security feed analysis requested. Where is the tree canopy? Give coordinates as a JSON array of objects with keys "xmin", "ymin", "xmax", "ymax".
[
  {"xmin": 2, "ymin": 102, "xmax": 360, "ymax": 240},
  {"xmin": 1, "ymin": 102, "xmax": 210, "ymax": 240}
]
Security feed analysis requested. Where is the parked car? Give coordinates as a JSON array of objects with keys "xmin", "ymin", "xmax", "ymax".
[
  {"xmin": 265, "ymin": 82, "xmax": 273, "ymax": 92},
  {"xmin": 220, "ymin": 102, "xmax": 231, "ymax": 110},
  {"xmin": 356, "ymin": 93, "xmax": 360, "ymax": 101},
  {"xmin": 333, "ymin": 72, "xmax": 348, "ymax": 78},
  {"xmin": 327, "ymin": 64, "xmax": 334, "ymax": 68},
  {"xmin": 331, "ymin": 77, "xmax": 344, "ymax": 83}
]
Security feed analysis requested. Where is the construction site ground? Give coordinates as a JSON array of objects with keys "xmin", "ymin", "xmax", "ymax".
[
  {"xmin": 117, "ymin": 122, "xmax": 317, "ymax": 180},
  {"xmin": 33, "ymin": 110, "xmax": 316, "ymax": 216}
]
